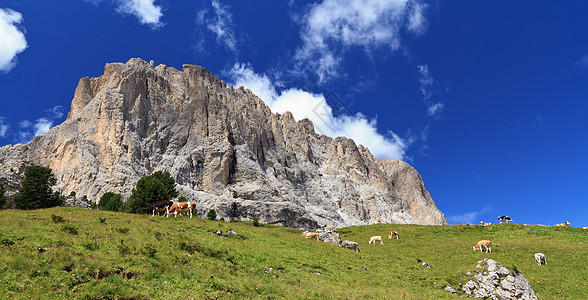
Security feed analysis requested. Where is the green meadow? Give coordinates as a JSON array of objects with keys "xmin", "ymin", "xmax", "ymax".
[{"xmin": 0, "ymin": 207, "xmax": 586, "ymax": 299}]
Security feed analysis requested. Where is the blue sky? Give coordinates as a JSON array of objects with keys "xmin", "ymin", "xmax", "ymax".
[{"xmin": 1, "ymin": 1, "xmax": 586, "ymax": 227}]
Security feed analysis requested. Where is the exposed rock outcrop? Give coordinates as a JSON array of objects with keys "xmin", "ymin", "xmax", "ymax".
[
  {"xmin": 461, "ymin": 258, "xmax": 537, "ymax": 300},
  {"xmin": 0, "ymin": 58, "xmax": 447, "ymax": 228}
]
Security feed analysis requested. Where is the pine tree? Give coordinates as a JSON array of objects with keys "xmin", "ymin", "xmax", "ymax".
[
  {"xmin": 125, "ymin": 171, "xmax": 178, "ymax": 214},
  {"xmin": 14, "ymin": 166, "xmax": 61, "ymax": 210}
]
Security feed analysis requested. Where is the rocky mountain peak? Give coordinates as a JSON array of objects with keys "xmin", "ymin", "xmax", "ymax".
[{"xmin": 0, "ymin": 58, "xmax": 447, "ymax": 228}]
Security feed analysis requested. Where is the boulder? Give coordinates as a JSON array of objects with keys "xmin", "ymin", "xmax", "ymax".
[{"xmin": 462, "ymin": 258, "xmax": 537, "ymax": 300}]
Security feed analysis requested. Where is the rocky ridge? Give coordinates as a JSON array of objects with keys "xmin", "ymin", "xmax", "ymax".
[{"xmin": 0, "ymin": 58, "xmax": 447, "ymax": 229}]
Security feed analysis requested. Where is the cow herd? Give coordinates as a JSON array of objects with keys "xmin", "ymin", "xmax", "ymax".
[
  {"xmin": 472, "ymin": 215, "xmax": 576, "ymax": 266},
  {"xmin": 308, "ymin": 215, "xmax": 569, "ymax": 267}
]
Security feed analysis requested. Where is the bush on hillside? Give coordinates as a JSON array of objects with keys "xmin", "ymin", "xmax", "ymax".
[
  {"xmin": 98, "ymin": 192, "xmax": 123, "ymax": 211},
  {"xmin": 0, "ymin": 183, "xmax": 5, "ymax": 209},
  {"xmin": 207, "ymin": 209, "xmax": 217, "ymax": 221},
  {"xmin": 125, "ymin": 171, "xmax": 178, "ymax": 214},
  {"xmin": 14, "ymin": 166, "xmax": 62, "ymax": 210}
]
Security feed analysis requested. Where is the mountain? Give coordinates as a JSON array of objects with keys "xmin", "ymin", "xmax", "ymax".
[{"xmin": 0, "ymin": 58, "xmax": 447, "ymax": 228}]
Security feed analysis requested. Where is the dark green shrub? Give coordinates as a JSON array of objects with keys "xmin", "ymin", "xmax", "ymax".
[
  {"xmin": 125, "ymin": 171, "xmax": 178, "ymax": 214},
  {"xmin": 0, "ymin": 183, "xmax": 5, "ymax": 209},
  {"xmin": 61, "ymin": 224, "xmax": 78, "ymax": 235},
  {"xmin": 253, "ymin": 217, "xmax": 260, "ymax": 227},
  {"xmin": 207, "ymin": 209, "xmax": 217, "ymax": 220},
  {"xmin": 115, "ymin": 227, "xmax": 130, "ymax": 234},
  {"xmin": 51, "ymin": 214, "xmax": 66, "ymax": 223},
  {"xmin": 14, "ymin": 166, "xmax": 61, "ymax": 210},
  {"xmin": 98, "ymin": 192, "xmax": 123, "ymax": 212}
]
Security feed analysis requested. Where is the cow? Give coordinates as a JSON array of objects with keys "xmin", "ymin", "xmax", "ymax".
[
  {"xmin": 168, "ymin": 201, "xmax": 196, "ymax": 218},
  {"xmin": 473, "ymin": 240, "xmax": 492, "ymax": 253},
  {"xmin": 555, "ymin": 221, "xmax": 570, "ymax": 227},
  {"xmin": 369, "ymin": 236, "xmax": 383, "ymax": 245},
  {"xmin": 151, "ymin": 200, "xmax": 173, "ymax": 217},
  {"xmin": 480, "ymin": 221, "xmax": 492, "ymax": 226},
  {"xmin": 388, "ymin": 231, "xmax": 400, "ymax": 239},
  {"xmin": 534, "ymin": 253, "xmax": 547, "ymax": 265},
  {"xmin": 305, "ymin": 232, "xmax": 320, "ymax": 241},
  {"xmin": 498, "ymin": 216, "xmax": 512, "ymax": 223},
  {"xmin": 583, "ymin": 227, "xmax": 588, "ymax": 230},
  {"xmin": 340, "ymin": 240, "xmax": 360, "ymax": 252}
]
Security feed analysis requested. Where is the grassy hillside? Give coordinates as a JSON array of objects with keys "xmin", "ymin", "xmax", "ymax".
[{"xmin": 0, "ymin": 208, "xmax": 586, "ymax": 299}]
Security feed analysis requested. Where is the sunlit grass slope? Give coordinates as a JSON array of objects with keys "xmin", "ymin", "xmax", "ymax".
[{"xmin": 0, "ymin": 207, "xmax": 586, "ymax": 299}]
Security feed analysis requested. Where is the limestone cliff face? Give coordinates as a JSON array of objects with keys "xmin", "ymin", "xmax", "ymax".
[{"xmin": 0, "ymin": 58, "xmax": 447, "ymax": 228}]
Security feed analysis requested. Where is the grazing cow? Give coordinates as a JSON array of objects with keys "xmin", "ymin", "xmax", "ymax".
[
  {"xmin": 305, "ymin": 232, "xmax": 320, "ymax": 241},
  {"xmin": 555, "ymin": 221, "xmax": 570, "ymax": 227},
  {"xmin": 498, "ymin": 216, "xmax": 513, "ymax": 223},
  {"xmin": 534, "ymin": 253, "xmax": 547, "ymax": 265},
  {"xmin": 583, "ymin": 227, "xmax": 588, "ymax": 230},
  {"xmin": 168, "ymin": 201, "xmax": 196, "ymax": 218},
  {"xmin": 151, "ymin": 200, "xmax": 173, "ymax": 217},
  {"xmin": 369, "ymin": 236, "xmax": 383, "ymax": 245},
  {"xmin": 473, "ymin": 240, "xmax": 492, "ymax": 253},
  {"xmin": 340, "ymin": 240, "xmax": 360, "ymax": 252},
  {"xmin": 388, "ymin": 231, "xmax": 400, "ymax": 239},
  {"xmin": 480, "ymin": 221, "xmax": 492, "ymax": 226}
]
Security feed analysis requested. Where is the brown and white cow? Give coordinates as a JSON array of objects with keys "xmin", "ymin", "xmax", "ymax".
[
  {"xmin": 151, "ymin": 200, "xmax": 173, "ymax": 217},
  {"xmin": 473, "ymin": 240, "xmax": 492, "ymax": 253},
  {"xmin": 388, "ymin": 231, "xmax": 400, "ymax": 239},
  {"xmin": 341, "ymin": 240, "xmax": 360, "ymax": 252},
  {"xmin": 555, "ymin": 221, "xmax": 570, "ymax": 227},
  {"xmin": 480, "ymin": 221, "xmax": 492, "ymax": 226},
  {"xmin": 168, "ymin": 201, "xmax": 196, "ymax": 218},
  {"xmin": 305, "ymin": 232, "xmax": 320, "ymax": 241},
  {"xmin": 369, "ymin": 236, "xmax": 383, "ymax": 245}
]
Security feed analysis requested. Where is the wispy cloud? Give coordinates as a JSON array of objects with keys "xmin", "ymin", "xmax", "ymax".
[
  {"xmin": 0, "ymin": 118, "xmax": 9, "ymax": 138},
  {"xmin": 16, "ymin": 106, "xmax": 64, "ymax": 144},
  {"xmin": 575, "ymin": 54, "xmax": 588, "ymax": 69},
  {"xmin": 295, "ymin": 0, "xmax": 427, "ymax": 82},
  {"xmin": 195, "ymin": 0, "xmax": 239, "ymax": 55},
  {"xmin": 228, "ymin": 63, "xmax": 407, "ymax": 160},
  {"xmin": 417, "ymin": 64, "xmax": 444, "ymax": 117},
  {"xmin": 84, "ymin": 0, "xmax": 164, "ymax": 29},
  {"xmin": 0, "ymin": 8, "xmax": 28, "ymax": 72},
  {"xmin": 447, "ymin": 205, "xmax": 493, "ymax": 225}
]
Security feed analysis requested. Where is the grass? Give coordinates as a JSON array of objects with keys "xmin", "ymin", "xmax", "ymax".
[{"xmin": 0, "ymin": 207, "xmax": 586, "ymax": 299}]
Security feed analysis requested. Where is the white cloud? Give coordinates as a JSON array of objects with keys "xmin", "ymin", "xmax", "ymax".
[
  {"xmin": 575, "ymin": 54, "xmax": 588, "ymax": 69},
  {"xmin": 0, "ymin": 118, "xmax": 8, "ymax": 138},
  {"xmin": 0, "ymin": 8, "xmax": 28, "ymax": 72},
  {"xmin": 228, "ymin": 63, "xmax": 407, "ymax": 160},
  {"xmin": 417, "ymin": 64, "xmax": 444, "ymax": 117},
  {"xmin": 195, "ymin": 0, "xmax": 239, "ymax": 54},
  {"xmin": 34, "ymin": 118, "xmax": 53, "ymax": 137},
  {"xmin": 447, "ymin": 205, "xmax": 493, "ymax": 225},
  {"xmin": 295, "ymin": 0, "xmax": 427, "ymax": 82},
  {"xmin": 83, "ymin": 0, "xmax": 164, "ymax": 28},
  {"xmin": 116, "ymin": 0, "xmax": 164, "ymax": 29},
  {"xmin": 16, "ymin": 106, "xmax": 64, "ymax": 144}
]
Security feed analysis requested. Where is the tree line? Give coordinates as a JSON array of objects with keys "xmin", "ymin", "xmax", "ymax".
[{"xmin": 0, "ymin": 166, "xmax": 197, "ymax": 216}]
